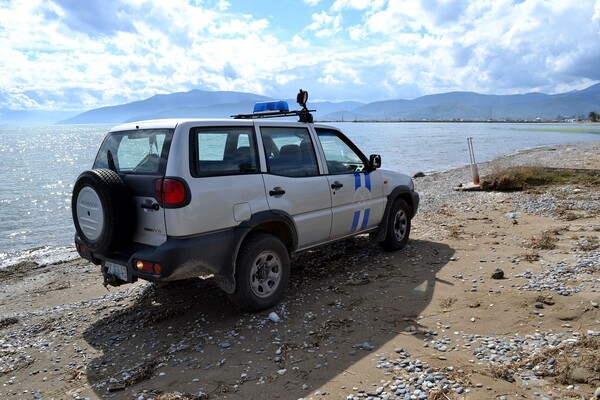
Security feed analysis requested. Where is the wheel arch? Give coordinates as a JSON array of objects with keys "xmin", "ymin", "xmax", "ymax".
[
  {"xmin": 374, "ymin": 186, "xmax": 416, "ymax": 242},
  {"xmin": 238, "ymin": 210, "xmax": 298, "ymax": 252},
  {"xmin": 214, "ymin": 210, "xmax": 298, "ymax": 294}
]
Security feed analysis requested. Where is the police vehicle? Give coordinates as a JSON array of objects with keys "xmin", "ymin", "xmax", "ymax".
[{"xmin": 71, "ymin": 90, "xmax": 419, "ymax": 311}]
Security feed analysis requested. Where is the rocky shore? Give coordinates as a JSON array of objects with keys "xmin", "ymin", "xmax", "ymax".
[{"xmin": 1, "ymin": 142, "xmax": 599, "ymax": 400}]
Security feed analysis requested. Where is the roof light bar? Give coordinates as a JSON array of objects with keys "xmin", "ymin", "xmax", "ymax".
[
  {"xmin": 253, "ymin": 100, "xmax": 290, "ymax": 113},
  {"xmin": 232, "ymin": 90, "xmax": 315, "ymax": 122}
]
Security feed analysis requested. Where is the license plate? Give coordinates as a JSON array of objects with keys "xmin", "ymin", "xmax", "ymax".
[{"xmin": 104, "ymin": 261, "xmax": 128, "ymax": 281}]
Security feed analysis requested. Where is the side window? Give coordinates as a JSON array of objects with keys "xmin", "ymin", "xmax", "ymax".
[
  {"xmin": 191, "ymin": 127, "xmax": 258, "ymax": 177},
  {"xmin": 260, "ymin": 127, "xmax": 318, "ymax": 177},
  {"xmin": 316, "ymin": 129, "xmax": 366, "ymax": 174}
]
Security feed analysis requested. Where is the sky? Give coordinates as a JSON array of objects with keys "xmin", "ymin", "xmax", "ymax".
[{"xmin": 1, "ymin": 0, "xmax": 600, "ymax": 112}]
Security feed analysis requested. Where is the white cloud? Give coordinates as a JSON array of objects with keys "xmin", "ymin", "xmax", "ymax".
[
  {"xmin": 291, "ymin": 35, "xmax": 310, "ymax": 49},
  {"xmin": 347, "ymin": 25, "xmax": 366, "ymax": 40},
  {"xmin": 332, "ymin": 0, "xmax": 385, "ymax": 12},
  {"xmin": 307, "ymin": 11, "xmax": 343, "ymax": 37},
  {"xmin": 0, "ymin": 0, "xmax": 599, "ymax": 111}
]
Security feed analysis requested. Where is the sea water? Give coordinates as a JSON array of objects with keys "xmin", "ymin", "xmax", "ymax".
[{"xmin": 0, "ymin": 122, "xmax": 598, "ymax": 268}]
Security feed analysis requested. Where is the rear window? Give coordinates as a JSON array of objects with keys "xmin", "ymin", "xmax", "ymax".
[{"xmin": 93, "ymin": 129, "xmax": 173, "ymax": 174}]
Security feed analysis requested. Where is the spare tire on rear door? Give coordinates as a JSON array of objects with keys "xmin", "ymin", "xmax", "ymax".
[{"xmin": 72, "ymin": 169, "xmax": 134, "ymax": 254}]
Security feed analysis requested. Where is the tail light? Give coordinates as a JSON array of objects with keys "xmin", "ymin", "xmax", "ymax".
[
  {"xmin": 76, "ymin": 243, "xmax": 92, "ymax": 259},
  {"xmin": 155, "ymin": 178, "xmax": 190, "ymax": 208},
  {"xmin": 135, "ymin": 259, "xmax": 162, "ymax": 275}
]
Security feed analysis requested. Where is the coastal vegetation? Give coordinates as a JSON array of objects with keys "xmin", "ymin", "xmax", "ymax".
[{"xmin": 481, "ymin": 165, "xmax": 600, "ymax": 191}]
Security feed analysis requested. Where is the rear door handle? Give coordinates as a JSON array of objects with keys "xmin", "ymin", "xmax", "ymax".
[
  {"xmin": 141, "ymin": 201, "xmax": 160, "ymax": 211},
  {"xmin": 331, "ymin": 181, "xmax": 343, "ymax": 190},
  {"xmin": 269, "ymin": 188, "xmax": 286, "ymax": 196}
]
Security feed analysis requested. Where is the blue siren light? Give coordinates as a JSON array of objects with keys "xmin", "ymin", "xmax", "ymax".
[{"xmin": 253, "ymin": 100, "xmax": 289, "ymax": 113}]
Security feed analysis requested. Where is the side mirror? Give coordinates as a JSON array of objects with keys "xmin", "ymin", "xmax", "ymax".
[{"xmin": 369, "ymin": 154, "xmax": 381, "ymax": 170}]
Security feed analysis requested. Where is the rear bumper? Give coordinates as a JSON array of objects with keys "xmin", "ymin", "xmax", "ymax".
[{"xmin": 75, "ymin": 227, "xmax": 250, "ymax": 286}]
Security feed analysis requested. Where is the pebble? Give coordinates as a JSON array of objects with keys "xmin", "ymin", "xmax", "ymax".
[
  {"xmin": 491, "ymin": 268, "xmax": 504, "ymax": 279},
  {"xmin": 516, "ymin": 252, "xmax": 599, "ymax": 296},
  {"xmin": 268, "ymin": 312, "xmax": 282, "ymax": 323}
]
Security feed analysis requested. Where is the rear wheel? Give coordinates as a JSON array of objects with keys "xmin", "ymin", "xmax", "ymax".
[
  {"xmin": 229, "ymin": 233, "xmax": 290, "ymax": 312},
  {"xmin": 381, "ymin": 198, "xmax": 411, "ymax": 251},
  {"xmin": 72, "ymin": 169, "xmax": 133, "ymax": 254}
]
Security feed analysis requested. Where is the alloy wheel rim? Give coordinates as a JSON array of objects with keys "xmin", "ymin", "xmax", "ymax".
[
  {"xmin": 250, "ymin": 250, "xmax": 282, "ymax": 298},
  {"xmin": 393, "ymin": 209, "xmax": 407, "ymax": 241}
]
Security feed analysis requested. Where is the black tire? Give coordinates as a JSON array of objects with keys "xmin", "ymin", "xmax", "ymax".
[
  {"xmin": 228, "ymin": 233, "xmax": 290, "ymax": 312},
  {"xmin": 381, "ymin": 198, "xmax": 411, "ymax": 251},
  {"xmin": 72, "ymin": 169, "xmax": 133, "ymax": 254}
]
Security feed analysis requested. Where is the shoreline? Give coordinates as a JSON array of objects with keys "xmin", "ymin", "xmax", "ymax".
[
  {"xmin": 2, "ymin": 140, "xmax": 599, "ymax": 270},
  {"xmin": 324, "ymin": 120, "xmax": 600, "ymax": 125}
]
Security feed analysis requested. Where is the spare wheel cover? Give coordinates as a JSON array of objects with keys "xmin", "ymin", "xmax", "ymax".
[
  {"xmin": 75, "ymin": 185, "xmax": 105, "ymax": 242},
  {"xmin": 72, "ymin": 169, "xmax": 133, "ymax": 253}
]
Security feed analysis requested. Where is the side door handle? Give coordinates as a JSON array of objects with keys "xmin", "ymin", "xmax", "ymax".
[
  {"xmin": 331, "ymin": 181, "xmax": 343, "ymax": 190},
  {"xmin": 269, "ymin": 187, "xmax": 286, "ymax": 196}
]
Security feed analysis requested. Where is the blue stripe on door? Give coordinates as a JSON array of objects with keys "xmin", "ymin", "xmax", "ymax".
[
  {"xmin": 360, "ymin": 208, "xmax": 370, "ymax": 229},
  {"xmin": 351, "ymin": 210, "xmax": 360, "ymax": 232}
]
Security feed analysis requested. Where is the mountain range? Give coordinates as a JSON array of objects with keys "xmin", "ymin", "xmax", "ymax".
[{"xmin": 1, "ymin": 84, "xmax": 599, "ymax": 125}]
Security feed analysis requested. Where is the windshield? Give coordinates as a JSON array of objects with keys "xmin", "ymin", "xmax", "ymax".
[{"xmin": 93, "ymin": 129, "xmax": 173, "ymax": 174}]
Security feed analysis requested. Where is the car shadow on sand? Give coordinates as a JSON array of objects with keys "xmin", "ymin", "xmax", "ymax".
[{"xmin": 83, "ymin": 235, "xmax": 454, "ymax": 399}]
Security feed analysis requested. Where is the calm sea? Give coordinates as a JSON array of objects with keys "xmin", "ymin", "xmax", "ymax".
[{"xmin": 1, "ymin": 122, "xmax": 599, "ymax": 268}]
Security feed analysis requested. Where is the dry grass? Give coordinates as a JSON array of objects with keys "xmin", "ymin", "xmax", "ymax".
[
  {"xmin": 481, "ymin": 165, "xmax": 600, "ymax": 192},
  {"xmin": 440, "ymin": 296, "xmax": 458, "ymax": 309},
  {"xmin": 445, "ymin": 225, "xmax": 464, "ymax": 239},
  {"xmin": 525, "ymin": 230, "xmax": 560, "ymax": 250},
  {"xmin": 575, "ymin": 235, "xmax": 599, "ymax": 251},
  {"xmin": 136, "ymin": 391, "xmax": 208, "ymax": 400},
  {"xmin": 521, "ymin": 252, "xmax": 540, "ymax": 262}
]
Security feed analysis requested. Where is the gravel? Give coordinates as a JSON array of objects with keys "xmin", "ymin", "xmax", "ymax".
[
  {"xmin": 2, "ymin": 142, "xmax": 599, "ymax": 400},
  {"xmin": 341, "ymin": 142, "xmax": 600, "ymax": 400}
]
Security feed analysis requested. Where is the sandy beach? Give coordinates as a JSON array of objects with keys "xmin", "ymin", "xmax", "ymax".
[{"xmin": 1, "ymin": 142, "xmax": 599, "ymax": 400}]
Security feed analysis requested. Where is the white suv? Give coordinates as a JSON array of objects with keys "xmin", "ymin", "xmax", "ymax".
[{"xmin": 72, "ymin": 91, "xmax": 419, "ymax": 311}]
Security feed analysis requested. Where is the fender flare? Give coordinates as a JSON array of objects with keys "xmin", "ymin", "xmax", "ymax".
[{"xmin": 214, "ymin": 210, "xmax": 298, "ymax": 294}]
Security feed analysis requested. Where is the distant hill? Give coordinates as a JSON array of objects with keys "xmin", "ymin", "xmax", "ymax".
[
  {"xmin": 320, "ymin": 84, "xmax": 600, "ymax": 121},
  {"xmin": 56, "ymin": 90, "xmax": 365, "ymax": 124},
  {"xmin": 60, "ymin": 84, "xmax": 599, "ymax": 124},
  {"xmin": 59, "ymin": 90, "xmax": 273, "ymax": 124},
  {"xmin": 2, "ymin": 84, "xmax": 599, "ymax": 125}
]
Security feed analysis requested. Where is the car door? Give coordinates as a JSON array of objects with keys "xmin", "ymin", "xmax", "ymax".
[
  {"xmin": 315, "ymin": 128, "xmax": 385, "ymax": 240},
  {"xmin": 164, "ymin": 124, "xmax": 268, "ymax": 237},
  {"xmin": 258, "ymin": 124, "xmax": 332, "ymax": 249}
]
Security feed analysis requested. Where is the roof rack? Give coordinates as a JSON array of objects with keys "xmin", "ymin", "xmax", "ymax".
[{"xmin": 232, "ymin": 89, "xmax": 315, "ymax": 123}]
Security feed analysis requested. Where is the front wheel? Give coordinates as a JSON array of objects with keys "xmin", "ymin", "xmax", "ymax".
[
  {"xmin": 228, "ymin": 233, "xmax": 290, "ymax": 312},
  {"xmin": 381, "ymin": 198, "xmax": 411, "ymax": 251}
]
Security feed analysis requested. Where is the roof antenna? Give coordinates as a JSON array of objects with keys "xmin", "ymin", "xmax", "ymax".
[
  {"xmin": 297, "ymin": 89, "xmax": 309, "ymax": 110},
  {"xmin": 297, "ymin": 89, "xmax": 313, "ymax": 123}
]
